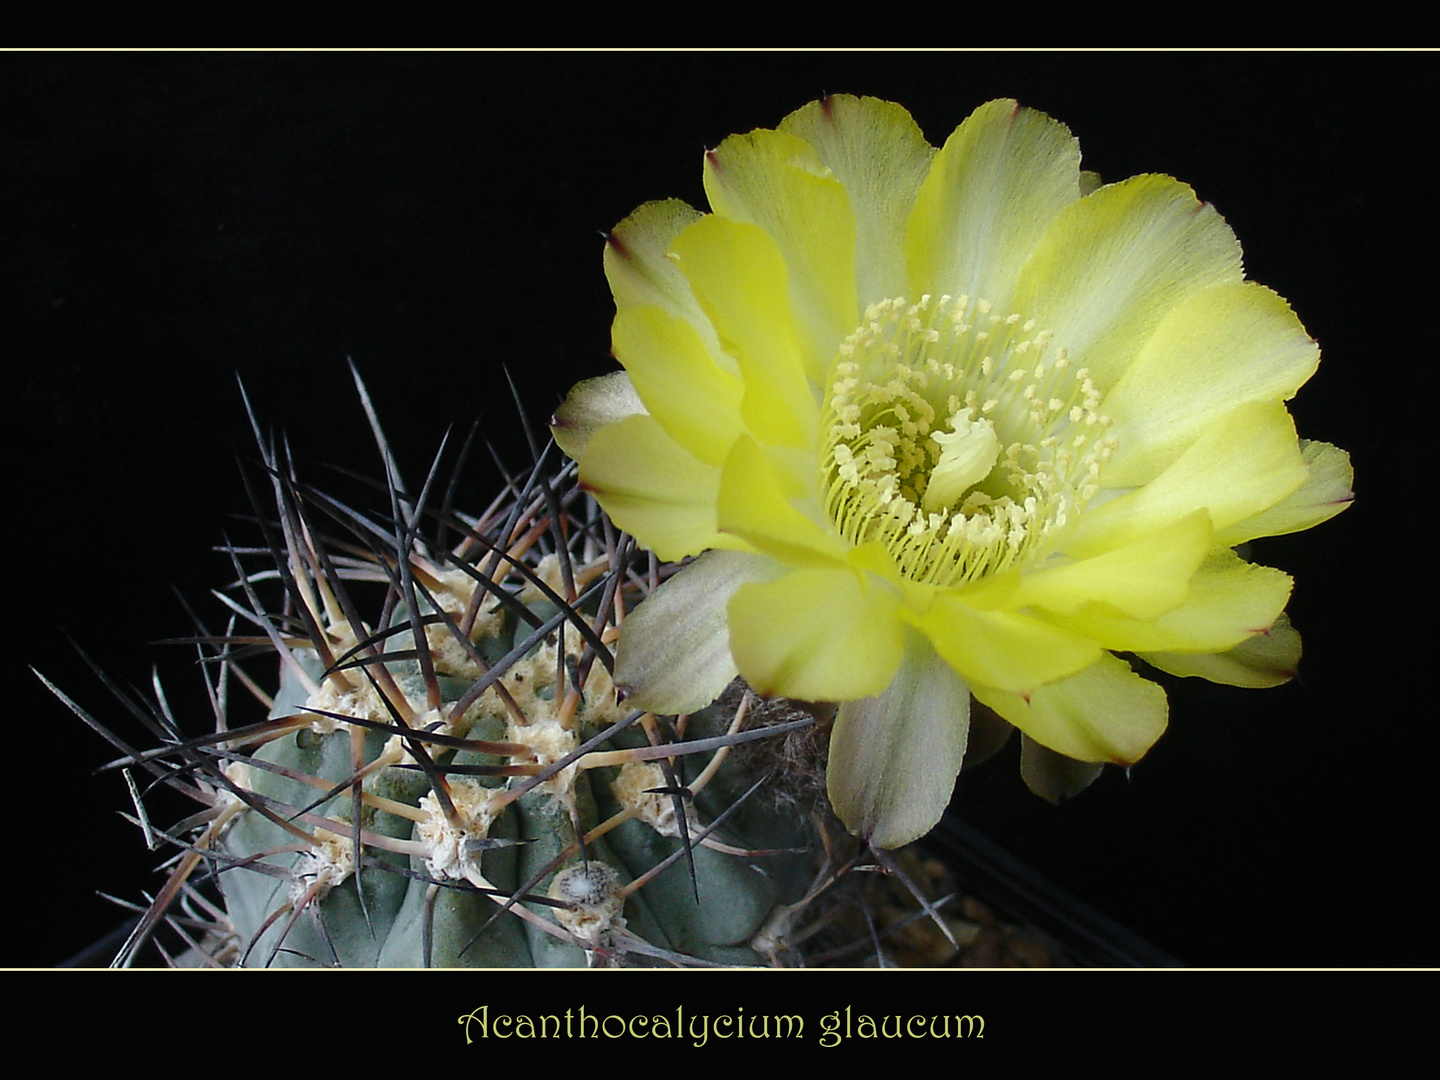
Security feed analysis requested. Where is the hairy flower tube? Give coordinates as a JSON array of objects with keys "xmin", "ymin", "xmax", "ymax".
[{"xmin": 552, "ymin": 97, "xmax": 1352, "ymax": 849}]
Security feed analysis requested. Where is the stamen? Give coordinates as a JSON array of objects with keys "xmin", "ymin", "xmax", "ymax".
[{"xmin": 820, "ymin": 295, "xmax": 1115, "ymax": 587}]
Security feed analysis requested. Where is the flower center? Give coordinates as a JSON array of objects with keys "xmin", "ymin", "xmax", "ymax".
[{"xmin": 820, "ymin": 294, "xmax": 1117, "ymax": 588}]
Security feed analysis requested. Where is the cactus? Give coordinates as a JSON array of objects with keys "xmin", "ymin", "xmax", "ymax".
[{"xmin": 46, "ymin": 371, "xmax": 957, "ymax": 968}]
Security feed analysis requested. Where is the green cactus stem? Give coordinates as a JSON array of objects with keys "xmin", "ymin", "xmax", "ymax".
[{"xmin": 50, "ymin": 371, "xmax": 964, "ymax": 967}]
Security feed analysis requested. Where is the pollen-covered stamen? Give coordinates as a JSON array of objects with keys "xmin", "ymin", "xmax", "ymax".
[{"xmin": 821, "ymin": 294, "xmax": 1117, "ymax": 587}]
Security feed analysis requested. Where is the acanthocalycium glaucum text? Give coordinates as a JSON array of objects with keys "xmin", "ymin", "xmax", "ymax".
[{"xmin": 457, "ymin": 1005, "xmax": 983, "ymax": 1047}]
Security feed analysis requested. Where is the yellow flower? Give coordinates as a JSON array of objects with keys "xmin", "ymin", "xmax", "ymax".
[{"xmin": 552, "ymin": 97, "xmax": 1352, "ymax": 849}]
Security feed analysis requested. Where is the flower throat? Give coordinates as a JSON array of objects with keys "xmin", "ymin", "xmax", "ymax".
[{"xmin": 820, "ymin": 294, "xmax": 1117, "ymax": 588}]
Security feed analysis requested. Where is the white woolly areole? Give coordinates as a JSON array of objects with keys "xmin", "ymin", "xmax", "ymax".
[
  {"xmin": 303, "ymin": 674, "xmax": 386, "ymax": 737},
  {"xmin": 422, "ymin": 566, "xmax": 505, "ymax": 679},
  {"xmin": 417, "ymin": 777, "xmax": 497, "ymax": 881},
  {"xmin": 493, "ymin": 644, "xmax": 583, "ymax": 797},
  {"xmin": 613, "ymin": 761, "xmax": 699, "ymax": 839},
  {"xmin": 289, "ymin": 828, "xmax": 355, "ymax": 906},
  {"xmin": 217, "ymin": 761, "xmax": 253, "ymax": 821},
  {"xmin": 429, "ymin": 565, "xmax": 504, "ymax": 626},
  {"xmin": 549, "ymin": 862, "xmax": 626, "ymax": 944},
  {"xmin": 426, "ymin": 624, "xmax": 481, "ymax": 680},
  {"xmin": 500, "ymin": 643, "xmax": 562, "ymax": 716},
  {"xmin": 515, "ymin": 713, "xmax": 580, "ymax": 799},
  {"xmin": 576, "ymin": 659, "xmax": 626, "ymax": 726}
]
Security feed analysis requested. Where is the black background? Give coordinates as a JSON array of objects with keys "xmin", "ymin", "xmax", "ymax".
[{"xmin": 5, "ymin": 51, "xmax": 1433, "ymax": 969}]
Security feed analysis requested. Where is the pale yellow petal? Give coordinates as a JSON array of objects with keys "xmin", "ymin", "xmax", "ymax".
[
  {"xmin": 579, "ymin": 414, "xmax": 723, "ymax": 561},
  {"xmin": 778, "ymin": 95, "xmax": 936, "ymax": 307},
  {"xmin": 906, "ymin": 99, "xmax": 1081, "ymax": 309},
  {"xmin": 669, "ymin": 216, "xmax": 820, "ymax": 449},
  {"xmin": 703, "ymin": 126, "xmax": 858, "ymax": 374},
  {"xmin": 1053, "ymin": 547, "xmax": 1293, "ymax": 654},
  {"xmin": 827, "ymin": 634, "xmax": 971, "ymax": 849},
  {"xmin": 1226, "ymin": 439, "xmax": 1354, "ymax": 541},
  {"xmin": 727, "ymin": 564, "xmax": 904, "ymax": 701},
  {"xmin": 1013, "ymin": 174, "xmax": 1244, "ymax": 390},
  {"xmin": 973, "ymin": 654, "xmax": 1168, "ymax": 764},
  {"xmin": 716, "ymin": 435, "xmax": 848, "ymax": 566},
  {"xmin": 1068, "ymin": 400, "xmax": 1308, "ymax": 557},
  {"xmin": 604, "ymin": 198, "xmax": 726, "ymax": 365},
  {"xmin": 611, "ymin": 304, "xmax": 744, "ymax": 465},
  {"xmin": 910, "ymin": 592, "xmax": 1101, "ymax": 694},
  {"xmin": 1101, "ymin": 282, "xmax": 1321, "ymax": 486},
  {"xmin": 1015, "ymin": 509, "xmax": 1212, "ymax": 620},
  {"xmin": 1142, "ymin": 611, "xmax": 1302, "ymax": 688}
]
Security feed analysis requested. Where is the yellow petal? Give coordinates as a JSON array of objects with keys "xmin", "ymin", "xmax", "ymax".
[
  {"xmin": 973, "ymin": 654, "xmax": 1168, "ymax": 764},
  {"xmin": 1013, "ymin": 173, "xmax": 1244, "ymax": 390},
  {"xmin": 579, "ymin": 414, "xmax": 724, "ymax": 561},
  {"xmin": 669, "ymin": 215, "xmax": 820, "ymax": 449},
  {"xmin": 611, "ymin": 304, "xmax": 744, "ymax": 465},
  {"xmin": 1101, "ymin": 282, "xmax": 1321, "ymax": 486},
  {"xmin": 604, "ymin": 199, "xmax": 726, "ymax": 366},
  {"xmin": 1016, "ymin": 509, "xmax": 1213, "ymax": 620},
  {"xmin": 906, "ymin": 99, "xmax": 1081, "ymax": 309},
  {"xmin": 727, "ymin": 564, "xmax": 904, "ymax": 701},
  {"xmin": 716, "ymin": 435, "xmax": 847, "ymax": 566},
  {"xmin": 1069, "ymin": 400, "xmax": 1308, "ymax": 556},
  {"xmin": 1226, "ymin": 439, "xmax": 1354, "ymax": 541},
  {"xmin": 827, "ymin": 633, "xmax": 971, "ymax": 849},
  {"xmin": 703, "ymin": 126, "xmax": 858, "ymax": 373},
  {"xmin": 1143, "ymin": 611, "xmax": 1302, "ymax": 688},
  {"xmin": 1054, "ymin": 547, "xmax": 1293, "ymax": 654},
  {"xmin": 778, "ymin": 95, "xmax": 936, "ymax": 306},
  {"xmin": 910, "ymin": 591, "xmax": 1101, "ymax": 694}
]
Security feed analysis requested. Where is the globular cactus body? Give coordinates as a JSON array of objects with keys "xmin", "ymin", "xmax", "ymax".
[
  {"xmin": 61, "ymin": 379, "xmax": 830, "ymax": 968},
  {"xmin": 223, "ymin": 616, "xmax": 812, "ymax": 967}
]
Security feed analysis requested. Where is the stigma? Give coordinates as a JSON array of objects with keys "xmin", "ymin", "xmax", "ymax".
[
  {"xmin": 923, "ymin": 408, "xmax": 1001, "ymax": 512},
  {"xmin": 820, "ymin": 294, "xmax": 1117, "ymax": 588}
]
